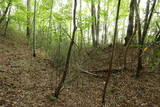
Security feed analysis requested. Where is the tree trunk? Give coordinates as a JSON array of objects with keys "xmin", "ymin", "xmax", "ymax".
[
  {"xmin": 47, "ymin": 0, "xmax": 54, "ymax": 47},
  {"xmin": 102, "ymin": 0, "xmax": 121, "ymax": 105},
  {"xmin": 104, "ymin": 24, "xmax": 108, "ymax": 44},
  {"xmin": 134, "ymin": 0, "xmax": 142, "ymax": 77},
  {"xmin": 26, "ymin": 0, "xmax": 31, "ymax": 38},
  {"xmin": 91, "ymin": 0, "xmax": 96, "ymax": 47},
  {"xmin": 88, "ymin": 26, "xmax": 90, "ymax": 44},
  {"xmin": 54, "ymin": 0, "xmax": 77, "ymax": 98},
  {"xmin": 125, "ymin": 0, "xmax": 135, "ymax": 46},
  {"xmin": 136, "ymin": 0, "xmax": 157, "ymax": 77},
  {"xmin": 33, "ymin": 0, "xmax": 37, "ymax": 57},
  {"xmin": 0, "ymin": 0, "xmax": 11, "ymax": 25},
  {"xmin": 142, "ymin": 0, "xmax": 157, "ymax": 43},
  {"xmin": 58, "ymin": 23, "xmax": 62, "ymax": 65},
  {"xmin": 96, "ymin": 0, "xmax": 100, "ymax": 45},
  {"xmin": 3, "ymin": 7, "xmax": 11, "ymax": 36},
  {"xmin": 103, "ymin": 0, "xmax": 109, "ymax": 44},
  {"xmin": 123, "ymin": 0, "xmax": 136, "ymax": 70},
  {"xmin": 121, "ymin": 19, "xmax": 126, "ymax": 43},
  {"xmin": 79, "ymin": 0, "xmax": 83, "ymax": 49},
  {"xmin": 133, "ymin": 0, "xmax": 140, "ymax": 43}
]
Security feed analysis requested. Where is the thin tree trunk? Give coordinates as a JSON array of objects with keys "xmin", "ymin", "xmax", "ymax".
[
  {"xmin": 79, "ymin": 0, "xmax": 83, "ymax": 49},
  {"xmin": 3, "ymin": 7, "xmax": 11, "ymax": 36},
  {"xmin": 0, "ymin": 0, "xmax": 11, "ymax": 24},
  {"xmin": 103, "ymin": 0, "xmax": 110, "ymax": 44},
  {"xmin": 58, "ymin": 23, "xmax": 62, "ymax": 65},
  {"xmin": 133, "ymin": 0, "xmax": 140, "ymax": 43},
  {"xmin": 96, "ymin": 0, "xmax": 100, "ymax": 45},
  {"xmin": 136, "ymin": 0, "xmax": 157, "ymax": 77},
  {"xmin": 104, "ymin": 24, "xmax": 107, "ymax": 44},
  {"xmin": 141, "ymin": 0, "xmax": 150, "ymax": 43},
  {"xmin": 133, "ymin": 16, "xmax": 138, "ymax": 43},
  {"xmin": 54, "ymin": 0, "xmax": 77, "ymax": 98},
  {"xmin": 121, "ymin": 19, "xmax": 126, "ymax": 43},
  {"xmin": 134, "ymin": 0, "xmax": 142, "ymax": 77},
  {"xmin": 91, "ymin": 0, "xmax": 96, "ymax": 47},
  {"xmin": 26, "ymin": 0, "xmax": 31, "ymax": 38},
  {"xmin": 102, "ymin": 0, "xmax": 121, "ymax": 105},
  {"xmin": 47, "ymin": 0, "xmax": 54, "ymax": 47},
  {"xmin": 142, "ymin": 0, "xmax": 157, "ymax": 43},
  {"xmin": 70, "ymin": 20, "xmax": 72, "ymax": 36},
  {"xmin": 33, "ymin": 0, "xmax": 37, "ymax": 57},
  {"xmin": 136, "ymin": 0, "xmax": 150, "ymax": 77},
  {"xmin": 88, "ymin": 26, "xmax": 90, "ymax": 44}
]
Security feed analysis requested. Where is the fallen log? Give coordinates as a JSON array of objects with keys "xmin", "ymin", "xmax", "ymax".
[
  {"xmin": 90, "ymin": 68, "xmax": 122, "ymax": 73},
  {"xmin": 80, "ymin": 69, "xmax": 106, "ymax": 79},
  {"xmin": 81, "ymin": 70, "xmax": 100, "ymax": 77},
  {"xmin": 0, "ymin": 69, "xmax": 5, "ymax": 72},
  {"xmin": 76, "ymin": 63, "xmax": 122, "ymax": 78}
]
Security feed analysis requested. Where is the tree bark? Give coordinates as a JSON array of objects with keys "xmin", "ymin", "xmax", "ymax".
[
  {"xmin": 96, "ymin": 0, "xmax": 100, "ymax": 45},
  {"xmin": 33, "ymin": 0, "xmax": 37, "ymax": 57},
  {"xmin": 79, "ymin": 0, "xmax": 83, "ymax": 49},
  {"xmin": 47, "ymin": 0, "xmax": 54, "ymax": 47},
  {"xmin": 88, "ymin": 26, "xmax": 90, "ymax": 44},
  {"xmin": 103, "ymin": 0, "xmax": 109, "ymax": 44},
  {"xmin": 54, "ymin": 0, "xmax": 77, "ymax": 98},
  {"xmin": 123, "ymin": 0, "xmax": 136, "ymax": 70},
  {"xmin": 133, "ymin": 0, "xmax": 140, "ymax": 43},
  {"xmin": 91, "ymin": 0, "xmax": 96, "ymax": 47},
  {"xmin": 104, "ymin": 24, "xmax": 108, "ymax": 44},
  {"xmin": 121, "ymin": 19, "xmax": 126, "ymax": 43},
  {"xmin": 134, "ymin": 0, "xmax": 142, "ymax": 77},
  {"xmin": 26, "ymin": 0, "xmax": 31, "ymax": 38},
  {"xmin": 136, "ymin": 0, "xmax": 157, "ymax": 77},
  {"xmin": 0, "ymin": 0, "xmax": 11, "ymax": 25},
  {"xmin": 125, "ymin": 0, "xmax": 135, "ymax": 46},
  {"xmin": 102, "ymin": 0, "xmax": 121, "ymax": 105},
  {"xmin": 3, "ymin": 6, "xmax": 11, "ymax": 36}
]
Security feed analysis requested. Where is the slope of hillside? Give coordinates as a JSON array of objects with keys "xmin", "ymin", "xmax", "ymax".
[
  {"xmin": 0, "ymin": 35, "xmax": 160, "ymax": 107},
  {"xmin": 0, "ymin": 35, "xmax": 55, "ymax": 106}
]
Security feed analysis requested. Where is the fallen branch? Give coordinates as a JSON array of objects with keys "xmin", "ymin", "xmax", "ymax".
[
  {"xmin": 80, "ymin": 68, "xmax": 106, "ymax": 79},
  {"xmin": 90, "ymin": 68, "xmax": 122, "ymax": 73},
  {"xmin": 81, "ymin": 70, "xmax": 100, "ymax": 77},
  {"xmin": 0, "ymin": 69, "xmax": 5, "ymax": 72}
]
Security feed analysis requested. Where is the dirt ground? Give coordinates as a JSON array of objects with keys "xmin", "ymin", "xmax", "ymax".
[{"xmin": 0, "ymin": 36, "xmax": 160, "ymax": 107}]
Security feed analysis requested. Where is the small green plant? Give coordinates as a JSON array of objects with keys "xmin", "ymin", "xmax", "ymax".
[{"xmin": 48, "ymin": 95, "xmax": 57, "ymax": 101}]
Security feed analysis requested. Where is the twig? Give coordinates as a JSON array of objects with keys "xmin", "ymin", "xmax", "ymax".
[{"xmin": 81, "ymin": 70, "xmax": 101, "ymax": 77}]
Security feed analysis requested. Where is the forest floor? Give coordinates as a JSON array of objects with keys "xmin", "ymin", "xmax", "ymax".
[{"xmin": 0, "ymin": 35, "xmax": 160, "ymax": 107}]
